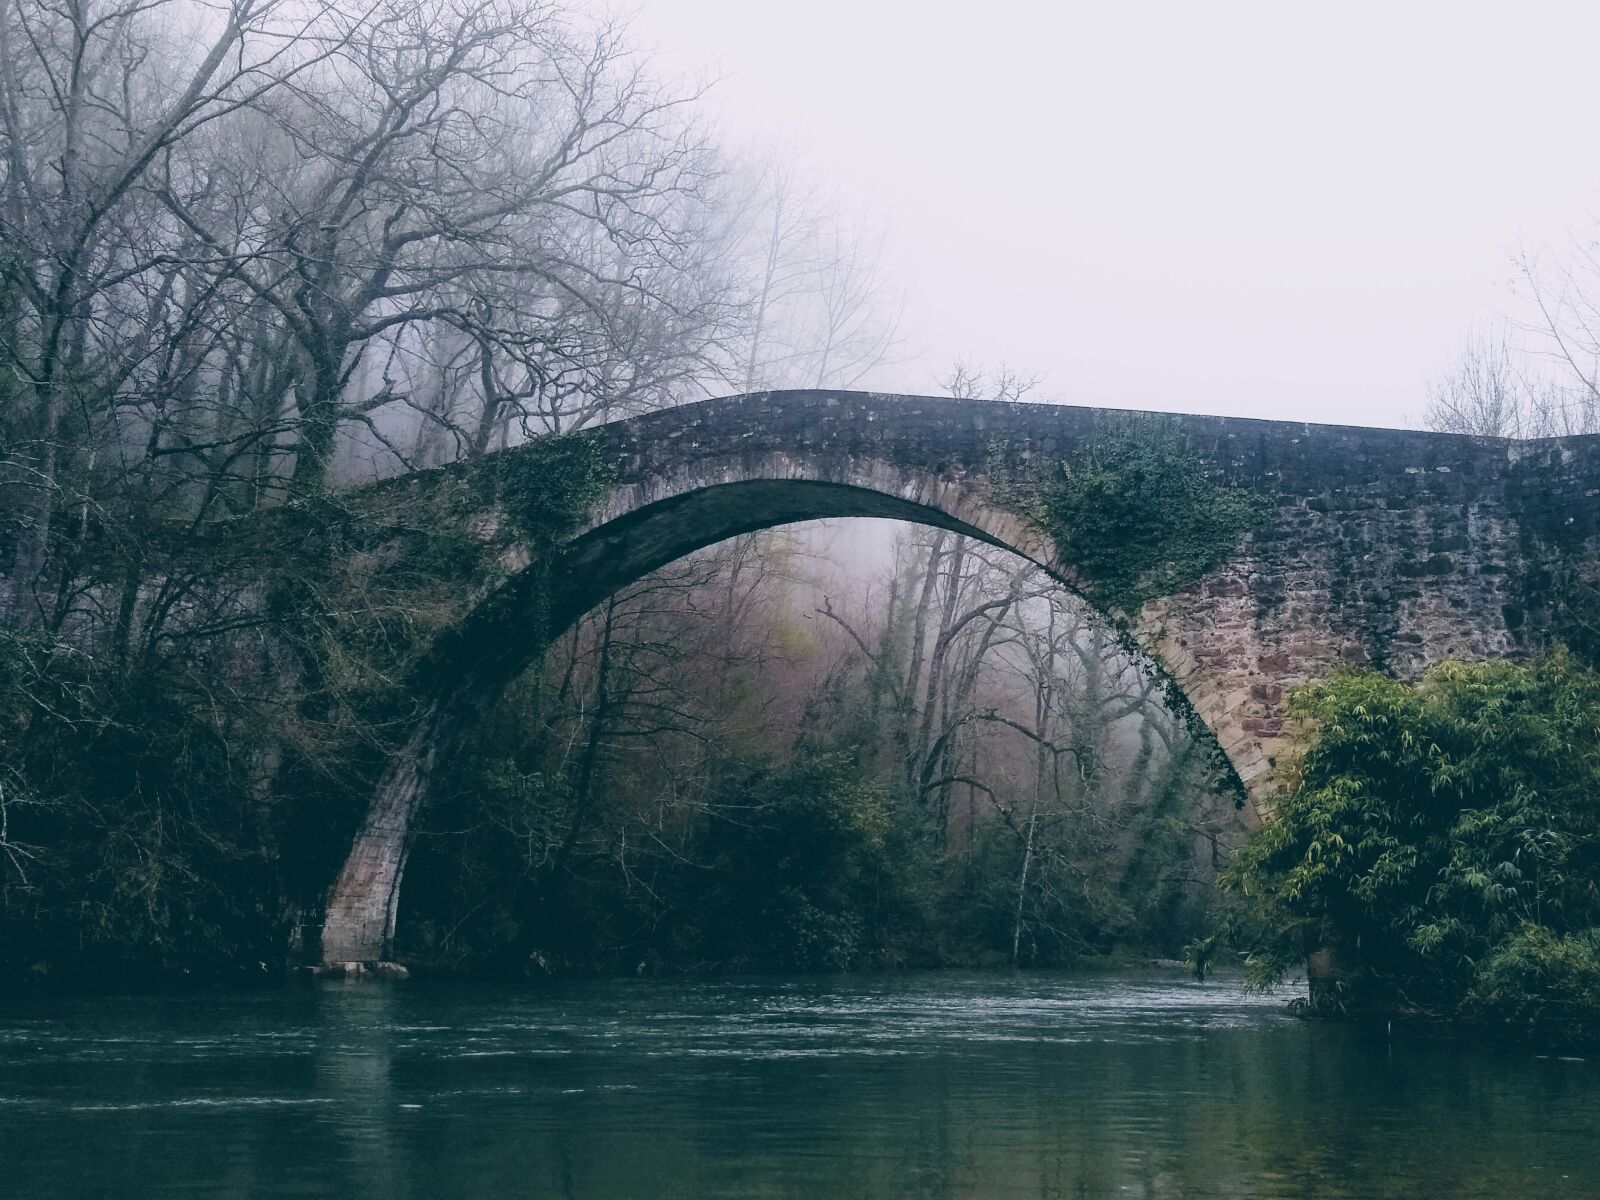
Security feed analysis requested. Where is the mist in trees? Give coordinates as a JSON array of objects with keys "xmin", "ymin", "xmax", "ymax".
[
  {"xmin": 0, "ymin": 0, "xmax": 1236, "ymax": 983},
  {"xmin": 0, "ymin": 0, "xmax": 906, "ymax": 627},
  {"xmin": 1426, "ymin": 230, "xmax": 1600, "ymax": 439},
  {"xmin": 399, "ymin": 522, "xmax": 1242, "ymax": 975}
]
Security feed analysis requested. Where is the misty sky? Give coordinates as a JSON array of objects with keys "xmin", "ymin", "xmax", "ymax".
[{"xmin": 634, "ymin": 1, "xmax": 1600, "ymax": 429}]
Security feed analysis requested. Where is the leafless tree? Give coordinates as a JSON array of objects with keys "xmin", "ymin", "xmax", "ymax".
[
  {"xmin": 1516, "ymin": 240, "xmax": 1600, "ymax": 428},
  {"xmin": 939, "ymin": 359, "xmax": 1044, "ymax": 404},
  {"xmin": 724, "ymin": 147, "xmax": 905, "ymax": 392},
  {"xmin": 1424, "ymin": 325, "xmax": 1589, "ymax": 438},
  {"xmin": 153, "ymin": 0, "xmax": 723, "ymax": 488},
  {"xmin": 0, "ymin": 0, "xmax": 338, "ymax": 622}
]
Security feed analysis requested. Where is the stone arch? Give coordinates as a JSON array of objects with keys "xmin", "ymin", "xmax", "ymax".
[
  {"xmin": 318, "ymin": 449, "xmax": 1259, "ymax": 968},
  {"xmin": 549, "ymin": 452, "xmax": 1060, "ymax": 631},
  {"xmin": 310, "ymin": 385, "xmax": 1600, "ymax": 971}
]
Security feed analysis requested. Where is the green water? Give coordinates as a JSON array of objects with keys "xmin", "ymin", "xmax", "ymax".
[{"xmin": 0, "ymin": 970, "xmax": 1595, "ymax": 1198}]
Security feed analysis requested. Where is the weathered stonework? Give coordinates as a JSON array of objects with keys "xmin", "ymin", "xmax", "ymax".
[{"xmin": 318, "ymin": 389, "xmax": 1600, "ymax": 965}]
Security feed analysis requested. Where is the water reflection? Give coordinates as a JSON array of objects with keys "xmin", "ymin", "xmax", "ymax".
[{"xmin": 0, "ymin": 971, "xmax": 1595, "ymax": 1198}]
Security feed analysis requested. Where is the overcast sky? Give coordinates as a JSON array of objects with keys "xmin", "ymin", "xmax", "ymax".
[{"xmin": 633, "ymin": 0, "xmax": 1600, "ymax": 429}]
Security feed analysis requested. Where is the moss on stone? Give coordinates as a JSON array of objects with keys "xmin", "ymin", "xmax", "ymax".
[
  {"xmin": 493, "ymin": 434, "xmax": 611, "ymax": 552},
  {"xmin": 995, "ymin": 414, "xmax": 1263, "ymax": 616}
]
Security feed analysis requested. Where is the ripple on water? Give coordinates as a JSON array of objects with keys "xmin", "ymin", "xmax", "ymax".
[{"xmin": 6, "ymin": 971, "xmax": 1594, "ymax": 1200}]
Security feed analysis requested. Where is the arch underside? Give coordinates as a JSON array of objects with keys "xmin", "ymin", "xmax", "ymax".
[
  {"xmin": 550, "ymin": 478, "xmax": 1051, "ymax": 632},
  {"xmin": 320, "ymin": 463, "xmax": 1259, "ymax": 966},
  {"xmin": 538, "ymin": 478, "xmax": 1248, "ymax": 806}
]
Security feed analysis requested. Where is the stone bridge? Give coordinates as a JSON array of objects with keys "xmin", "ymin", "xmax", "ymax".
[{"xmin": 317, "ymin": 389, "xmax": 1600, "ymax": 969}]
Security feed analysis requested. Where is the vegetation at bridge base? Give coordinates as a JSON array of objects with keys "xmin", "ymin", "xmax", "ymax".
[
  {"xmin": 1193, "ymin": 650, "xmax": 1600, "ymax": 1043},
  {"xmin": 0, "ymin": 0, "xmax": 913, "ymax": 988},
  {"xmin": 398, "ymin": 729, "xmax": 1144, "ymax": 979},
  {"xmin": 994, "ymin": 414, "xmax": 1263, "ymax": 617},
  {"xmin": 392, "ymin": 527, "xmax": 1236, "ymax": 980},
  {"xmin": 0, "ymin": 627, "xmax": 291, "ymax": 983},
  {"xmin": 0, "ymin": 435, "xmax": 608, "ymax": 987}
]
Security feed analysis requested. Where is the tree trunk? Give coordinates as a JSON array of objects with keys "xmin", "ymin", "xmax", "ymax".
[
  {"xmin": 1012, "ymin": 804, "xmax": 1039, "ymax": 967},
  {"xmin": 8, "ymin": 387, "xmax": 63, "ymax": 627},
  {"xmin": 901, "ymin": 533, "xmax": 946, "ymax": 792}
]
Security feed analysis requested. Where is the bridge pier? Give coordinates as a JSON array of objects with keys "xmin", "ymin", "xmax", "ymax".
[{"xmin": 319, "ymin": 708, "xmax": 450, "ymax": 968}]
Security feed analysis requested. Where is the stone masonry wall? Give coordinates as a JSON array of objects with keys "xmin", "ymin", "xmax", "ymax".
[{"xmin": 553, "ymin": 391, "xmax": 1600, "ymax": 808}]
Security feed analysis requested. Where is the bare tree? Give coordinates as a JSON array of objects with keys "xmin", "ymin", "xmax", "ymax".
[
  {"xmin": 1428, "ymin": 229, "xmax": 1600, "ymax": 440},
  {"xmin": 1424, "ymin": 325, "xmax": 1587, "ymax": 438},
  {"xmin": 1517, "ymin": 239, "xmax": 1600, "ymax": 427},
  {"xmin": 724, "ymin": 147, "xmax": 905, "ymax": 392},
  {"xmin": 153, "ymin": 0, "xmax": 721, "ymax": 487},
  {"xmin": 0, "ymin": 0, "xmax": 334, "ymax": 622},
  {"xmin": 939, "ymin": 360, "xmax": 1044, "ymax": 404}
]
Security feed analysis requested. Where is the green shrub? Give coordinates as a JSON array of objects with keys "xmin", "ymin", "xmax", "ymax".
[
  {"xmin": 1204, "ymin": 651, "xmax": 1600, "ymax": 1036},
  {"xmin": 1469, "ymin": 925, "xmax": 1600, "ymax": 1029}
]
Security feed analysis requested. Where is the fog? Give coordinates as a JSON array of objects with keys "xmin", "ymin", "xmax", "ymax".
[{"xmin": 634, "ymin": 0, "xmax": 1600, "ymax": 427}]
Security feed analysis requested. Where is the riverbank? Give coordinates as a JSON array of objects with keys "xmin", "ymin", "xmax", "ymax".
[{"xmin": 0, "ymin": 945, "xmax": 1196, "ymax": 994}]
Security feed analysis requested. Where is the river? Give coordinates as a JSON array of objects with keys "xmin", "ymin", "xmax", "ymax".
[{"xmin": 0, "ymin": 969, "xmax": 1595, "ymax": 1198}]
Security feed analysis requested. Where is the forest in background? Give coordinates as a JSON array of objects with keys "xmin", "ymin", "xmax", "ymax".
[
  {"xmin": 3, "ymin": 0, "xmax": 1600, "ymax": 989},
  {"xmin": 399, "ymin": 522, "xmax": 1236, "ymax": 975},
  {"xmin": 0, "ymin": 0, "xmax": 1235, "ymax": 982}
]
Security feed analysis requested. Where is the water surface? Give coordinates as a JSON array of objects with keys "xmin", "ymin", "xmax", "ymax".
[{"xmin": 0, "ymin": 970, "xmax": 1595, "ymax": 1198}]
